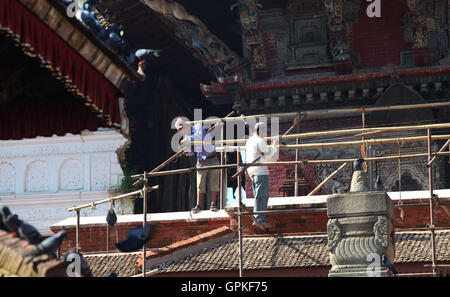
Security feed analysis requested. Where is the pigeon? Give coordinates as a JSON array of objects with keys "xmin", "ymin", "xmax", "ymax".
[
  {"xmin": 0, "ymin": 212, "xmax": 6, "ymax": 232},
  {"xmin": 116, "ymin": 225, "xmax": 152, "ymax": 252},
  {"xmin": 374, "ymin": 175, "xmax": 384, "ymax": 191},
  {"xmin": 26, "ymin": 230, "xmax": 67, "ymax": 260},
  {"xmin": 382, "ymin": 254, "xmax": 398, "ymax": 276},
  {"xmin": 5, "ymin": 214, "xmax": 44, "ymax": 244},
  {"xmin": 106, "ymin": 208, "xmax": 117, "ymax": 228},
  {"xmin": 353, "ymin": 158, "xmax": 364, "ymax": 171},
  {"xmin": 63, "ymin": 251, "xmax": 92, "ymax": 277},
  {"xmin": 105, "ymin": 24, "xmax": 123, "ymax": 52},
  {"xmin": 0, "ymin": 206, "xmax": 18, "ymax": 233},
  {"xmin": 135, "ymin": 49, "xmax": 162, "ymax": 62},
  {"xmin": 106, "ymin": 272, "xmax": 117, "ymax": 277}
]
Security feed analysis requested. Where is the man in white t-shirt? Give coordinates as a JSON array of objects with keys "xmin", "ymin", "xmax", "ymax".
[{"xmin": 245, "ymin": 122, "xmax": 279, "ymax": 228}]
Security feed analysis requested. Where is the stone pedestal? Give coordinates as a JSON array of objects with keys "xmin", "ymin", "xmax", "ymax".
[{"xmin": 326, "ymin": 192, "xmax": 395, "ymax": 277}]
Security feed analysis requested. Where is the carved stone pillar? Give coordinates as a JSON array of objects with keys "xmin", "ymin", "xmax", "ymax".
[{"xmin": 326, "ymin": 192, "xmax": 395, "ymax": 277}]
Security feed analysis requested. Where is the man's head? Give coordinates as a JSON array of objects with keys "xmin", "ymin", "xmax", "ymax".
[
  {"xmin": 254, "ymin": 122, "xmax": 267, "ymax": 138},
  {"xmin": 175, "ymin": 117, "xmax": 191, "ymax": 135}
]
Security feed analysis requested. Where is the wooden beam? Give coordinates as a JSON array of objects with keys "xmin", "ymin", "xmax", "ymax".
[{"xmin": 307, "ymin": 162, "xmax": 351, "ymax": 196}]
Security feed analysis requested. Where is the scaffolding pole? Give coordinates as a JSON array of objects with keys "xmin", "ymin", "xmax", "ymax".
[
  {"xmin": 236, "ymin": 146, "xmax": 244, "ymax": 277},
  {"xmin": 427, "ymin": 129, "xmax": 438, "ymax": 277},
  {"xmin": 189, "ymin": 122, "xmax": 450, "ymax": 146},
  {"xmin": 185, "ymin": 101, "xmax": 450, "ymax": 125}
]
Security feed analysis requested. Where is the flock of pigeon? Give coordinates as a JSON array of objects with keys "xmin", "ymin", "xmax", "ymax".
[
  {"xmin": 0, "ymin": 206, "xmax": 68, "ymax": 264},
  {"xmin": 0, "ymin": 205, "xmax": 152, "ymax": 277},
  {"xmin": 59, "ymin": 0, "xmax": 161, "ymax": 69}
]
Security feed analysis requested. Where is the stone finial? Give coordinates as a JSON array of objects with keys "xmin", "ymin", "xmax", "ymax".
[{"xmin": 326, "ymin": 192, "xmax": 395, "ymax": 277}]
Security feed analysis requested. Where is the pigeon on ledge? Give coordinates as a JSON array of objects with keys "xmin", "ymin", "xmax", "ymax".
[
  {"xmin": 0, "ymin": 206, "xmax": 18, "ymax": 234},
  {"xmin": 353, "ymin": 158, "xmax": 364, "ymax": 171},
  {"xmin": 5, "ymin": 214, "xmax": 44, "ymax": 244},
  {"xmin": 116, "ymin": 225, "xmax": 152, "ymax": 252},
  {"xmin": 374, "ymin": 175, "xmax": 384, "ymax": 191},
  {"xmin": 26, "ymin": 230, "xmax": 67, "ymax": 260}
]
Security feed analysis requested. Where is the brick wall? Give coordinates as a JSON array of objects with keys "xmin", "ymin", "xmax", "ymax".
[
  {"xmin": 52, "ymin": 216, "xmax": 230, "ymax": 254},
  {"xmin": 352, "ymin": 0, "xmax": 412, "ymax": 68},
  {"xmin": 52, "ymin": 198, "xmax": 450, "ymax": 254},
  {"xmin": 227, "ymin": 199, "xmax": 450, "ymax": 236}
]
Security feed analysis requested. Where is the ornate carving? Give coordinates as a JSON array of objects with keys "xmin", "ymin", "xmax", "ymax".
[
  {"xmin": 327, "ymin": 218, "xmax": 341, "ymax": 252},
  {"xmin": 373, "ymin": 216, "xmax": 389, "ymax": 248},
  {"xmin": 91, "ymin": 155, "xmax": 110, "ymax": 191},
  {"xmin": 60, "ymin": 159, "xmax": 83, "ymax": 190},
  {"xmin": 323, "ymin": 0, "xmax": 355, "ymax": 63},
  {"xmin": 247, "ymin": 42, "xmax": 266, "ymax": 69},
  {"xmin": 142, "ymin": 0, "xmax": 241, "ymax": 77},
  {"xmin": 232, "ymin": 0, "xmax": 260, "ymax": 36},
  {"xmin": 25, "ymin": 160, "xmax": 49, "ymax": 192},
  {"xmin": 286, "ymin": 0, "xmax": 324, "ymax": 15},
  {"xmin": 0, "ymin": 162, "xmax": 15, "ymax": 193}
]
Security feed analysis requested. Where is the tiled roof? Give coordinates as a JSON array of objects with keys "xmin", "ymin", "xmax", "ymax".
[
  {"xmin": 150, "ymin": 230, "xmax": 450, "ymax": 273},
  {"xmin": 0, "ymin": 230, "xmax": 66, "ymax": 276},
  {"xmin": 84, "ymin": 252, "xmax": 140, "ymax": 277}
]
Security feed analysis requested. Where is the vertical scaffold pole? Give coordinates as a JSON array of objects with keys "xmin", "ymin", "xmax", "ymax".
[
  {"xmin": 427, "ymin": 129, "xmax": 437, "ymax": 277},
  {"xmin": 237, "ymin": 147, "xmax": 244, "ymax": 277},
  {"xmin": 142, "ymin": 171, "xmax": 148, "ymax": 277},
  {"xmin": 75, "ymin": 209, "xmax": 80, "ymax": 253},
  {"xmin": 220, "ymin": 120, "xmax": 225, "ymax": 209},
  {"xmin": 294, "ymin": 112, "xmax": 300, "ymax": 197}
]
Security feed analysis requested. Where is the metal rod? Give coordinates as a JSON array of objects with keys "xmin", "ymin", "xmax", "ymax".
[
  {"xmin": 397, "ymin": 272, "xmax": 438, "ymax": 277},
  {"xmin": 239, "ymin": 208, "xmax": 328, "ymax": 215},
  {"xmin": 185, "ymin": 101, "xmax": 450, "ymax": 125},
  {"xmin": 427, "ymin": 129, "xmax": 438, "ymax": 277},
  {"xmin": 67, "ymin": 187, "xmax": 159, "ymax": 212},
  {"xmin": 307, "ymin": 162, "xmax": 351, "ymax": 196},
  {"xmin": 142, "ymin": 171, "xmax": 148, "ymax": 278},
  {"xmin": 236, "ymin": 147, "xmax": 243, "ymax": 278},
  {"xmin": 75, "ymin": 210, "xmax": 80, "ymax": 253},
  {"xmin": 189, "ymin": 123, "xmax": 450, "ymax": 146},
  {"xmin": 427, "ymin": 139, "xmax": 450, "ymax": 166},
  {"xmin": 127, "ymin": 152, "xmax": 450, "ymax": 179},
  {"xmin": 279, "ymin": 134, "xmax": 450, "ymax": 150},
  {"xmin": 220, "ymin": 120, "xmax": 225, "ymax": 209},
  {"xmin": 237, "ymin": 201, "xmax": 450, "ymax": 215},
  {"xmin": 294, "ymin": 112, "xmax": 300, "ymax": 197},
  {"xmin": 394, "ymin": 201, "xmax": 450, "ymax": 208}
]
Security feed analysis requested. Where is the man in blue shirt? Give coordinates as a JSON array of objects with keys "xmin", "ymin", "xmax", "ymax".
[{"xmin": 175, "ymin": 118, "xmax": 220, "ymax": 213}]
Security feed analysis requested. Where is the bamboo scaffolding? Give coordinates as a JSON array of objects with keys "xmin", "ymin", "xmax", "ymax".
[
  {"xmin": 185, "ymin": 101, "xmax": 450, "ymax": 125},
  {"xmin": 127, "ymin": 152, "xmax": 450, "ymax": 178},
  {"xmin": 67, "ymin": 186, "xmax": 159, "ymax": 212},
  {"xmin": 188, "ymin": 122, "xmax": 450, "ymax": 146},
  {"xmin": 427, "ymin": 129, "xmax": 438, "ymax": 277},
  {"xmin": 236, "ymin": 201, "xmax": 450, "ymax": 216},
  {"xmin": 307, "ymin": 162, "xmax": 351, "ymax": 196},
  {"xmin": 279, "ymin": 134, "xmax": 450, "ymax": 150}
]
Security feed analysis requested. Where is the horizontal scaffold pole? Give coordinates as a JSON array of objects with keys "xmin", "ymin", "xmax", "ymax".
[
  {"xmin": 185, "ymin": 101, "xmax": 450, "ymax": 125},
  {"xmin": 67, "ymin": 186, "xmax": 160, "ymax": 212},
  {"xmin": 130, "ymin": 152, "xmax": 450, "ymax": 178},
  {"xmin": 279, "ymin": 134, "xmax": 450, "ymax": 150},
  {"xmin": 189, "ymin": 122, "xmax": 450, "ymax": 146}
]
